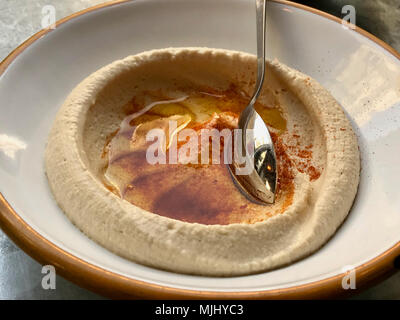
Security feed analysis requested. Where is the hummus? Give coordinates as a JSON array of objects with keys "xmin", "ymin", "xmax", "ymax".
[{"xmin": 45, "ymin": 48, "xmax": 360, "ymax": 276}]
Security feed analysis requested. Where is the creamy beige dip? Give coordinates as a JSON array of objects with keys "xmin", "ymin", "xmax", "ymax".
[{"xmin": 45, "ymin": 48, "xmax": 360, "ymax": 276}]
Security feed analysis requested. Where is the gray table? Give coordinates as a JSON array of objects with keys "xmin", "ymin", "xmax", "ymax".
[{"xmin": 0, "ymin": 0, "xmax": 399, "ymax": 300}]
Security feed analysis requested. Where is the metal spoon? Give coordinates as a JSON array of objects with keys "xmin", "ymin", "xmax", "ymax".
[{"xmin": 229, "ymin": 0, "xmax": 277, "ymax": 204}]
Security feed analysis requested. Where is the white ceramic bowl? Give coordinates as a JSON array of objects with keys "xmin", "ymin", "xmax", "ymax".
[{"xmin": 0, "ymin": 0, "xmax": 399, "ymax": 298}]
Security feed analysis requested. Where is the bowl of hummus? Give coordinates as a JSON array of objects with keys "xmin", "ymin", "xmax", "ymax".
[
  {"xmin": 1, "ymin": 0, "xmax": 400, "ymax": 299},
  {"xmin": 45, "ymin": 47, "xmax": 360, "ymax": 276}
]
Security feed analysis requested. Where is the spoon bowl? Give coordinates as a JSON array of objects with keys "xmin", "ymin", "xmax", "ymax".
[{"xmin": 228, "ymin": 0, "xmax": 277, "ymax": 204}]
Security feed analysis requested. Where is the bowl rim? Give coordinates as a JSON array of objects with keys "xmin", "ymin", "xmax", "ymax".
[{"xmin": 0, "ymin": 0, "xmax": 399, "ymax": 299}]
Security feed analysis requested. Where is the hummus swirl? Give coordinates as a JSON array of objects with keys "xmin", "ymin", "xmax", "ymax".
[{"xmin": 45, "ymin": 48, "xmax": 360, "ymax": 276}]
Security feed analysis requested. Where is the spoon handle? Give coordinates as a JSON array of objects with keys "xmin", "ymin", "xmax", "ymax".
[
  {"xmin": 250, "ymin": 0, "xmax": 267, "ymax": 106},
  {"xmin": 238, "ymin": 0, "xmax": 267, "ymax": 129}
]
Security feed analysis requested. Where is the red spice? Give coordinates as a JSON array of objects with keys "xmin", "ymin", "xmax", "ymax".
[
  {"xmin": 271, "ymin": 132, "xmax": 294, "ymax": 195},
  {"xmin": 297, "ymin": 149, "xmax": 312, "ymax": 158},
  {"xmin": 308, "ymin": 165, "xmax": 321, "ymax": 181}
]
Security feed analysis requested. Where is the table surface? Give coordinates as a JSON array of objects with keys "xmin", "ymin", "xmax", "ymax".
[{"xmin": 0, "ymin": 0, "xmax": 399, "ymax": 300}]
